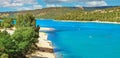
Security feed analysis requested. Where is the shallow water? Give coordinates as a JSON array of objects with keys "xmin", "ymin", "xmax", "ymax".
[{"xmin": 36, "ymin": 19, "xmax": 120, "ymax": 58}]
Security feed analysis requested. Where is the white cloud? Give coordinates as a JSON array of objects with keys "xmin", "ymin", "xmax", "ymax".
[
  {"xmin": 43, "ymin": 0, "xmax": 105, "ymax": 3},
  {"xmin": 17, "ymin": 5, "xmax": 42, "ymax": 11},
  {"xmin": 0, "ymin": 0, "xmax": 42, "ymax": 10},
  {"xmin": 0, "ymin": 0, "xmax": 37, "ymax": 7},
  {"xmin": 33, "ymin": 5, "xmax": 42, "ymax": 9},
  {"xmin": 86, "ymin": 1, "xmax": 107, "ymax": 7},
  {"xmin": 59, "ymin": 0, "xmax": 70, "ymax": 2},
  {"xmin": 75, "ymin": 5, "xmax": 82, "ymax": 7},
  {"xmin": 17, "ymin": 7, "xmax": 32, "ymax": 10},
  {"xmin": 2, "ymin": 3, "xmax": 23, "ymax": 7},
  {"xmin": 43, "ymin": 0, "xmax": 108, "ymax": 7},
  {"xmin": 46, "ymin": 4, "xmax": 62, "ymax": 7},
  {"xmin": 13, "ymin": 0, "xmax": 37, "ymax": 4}
]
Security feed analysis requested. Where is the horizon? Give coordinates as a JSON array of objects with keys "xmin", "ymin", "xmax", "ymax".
[{"xmin": 0, "ymin": 0, "xmax": 120, "ymax": 12}]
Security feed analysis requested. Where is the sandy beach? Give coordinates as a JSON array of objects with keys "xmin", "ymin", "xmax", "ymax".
[
  {"xmin": 55, "ymin": 20, "xmax": 120, "ymax": 24},
  {"xmin": 0, "ymin": 27, "xmax": 56, "ymax": 58},
  {"xmin": 27, "ymin": 32, "xmax": 56, "ymax": 58}
]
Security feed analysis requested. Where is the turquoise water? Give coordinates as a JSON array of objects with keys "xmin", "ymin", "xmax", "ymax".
[{"xmin": 37, "ymin": 19, "xmax": 120, "ymax": 58}]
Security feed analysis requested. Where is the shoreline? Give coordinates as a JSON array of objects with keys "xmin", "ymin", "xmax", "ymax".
[
  {"xmin": 36, "ymin": 19, "xmax": 120, "ymax": 24},
  {"xmin": 26, "ymin": 28, "xmax": 56, "ymax": 58},
  {"xmin": 53, "ymin": 20, "xmax": 120, "ymax": 24},
  {"xmin": 0, "ymin": 27, "xmax": 56, "ymax": 58}
]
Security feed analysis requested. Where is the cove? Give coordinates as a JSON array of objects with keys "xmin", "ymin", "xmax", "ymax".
[{"xmin": 38, "ymin": 19, "xmax": 120, "ymax": 58}]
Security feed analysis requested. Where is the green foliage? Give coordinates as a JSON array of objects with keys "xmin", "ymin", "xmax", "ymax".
[
  {"xmin": 55, "ymin": 7, "xmax": 120, "ymax": 22},
  {"xmin": 0, "ymin": 13, "xmax": 39, "ymax": 58},
  {"xmin": 1, "ymin": 53, "xmax": 8, "ymax": 58},
  {"xmin": 0, "ymin": 27, "xmax": 38, "ymax": 58},
  {"xmin": 0, "ymin": 21, "xmax": 2, "ymax": 27},
  {"xmin": 1, "ymin": 18, "xmax": 14, "ymax": 28},
  {"xmin": 0, "ymin": 30, "xmax": 11, "ymax": 56},
  {"xmin": 16, "ymin": 13, "xmax": 36, "ymax": 28},
  {"xmin": 0, "ymin": 7, "xmax": 119, "ymax": 22}
]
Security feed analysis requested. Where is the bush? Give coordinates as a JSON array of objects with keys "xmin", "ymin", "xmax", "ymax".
[
  {"xmin": 1, "ymin": 18, "xmax": 14, "ymax": 28},
  {"xmin": 0, "ymin": 27, "xmax": 38, "ymax": 58},
  {"xmin": 16, "ymin": 13, "xmax": 36, "ymax": 28},
  {"xmin": 1, "ymin": 53, "xmax": 8, "ymax": 58}
]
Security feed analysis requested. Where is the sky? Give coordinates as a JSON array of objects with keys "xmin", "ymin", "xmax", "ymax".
[{"xmin": 0, "ymin": 0, "xmax": 120, "ymax": 12}]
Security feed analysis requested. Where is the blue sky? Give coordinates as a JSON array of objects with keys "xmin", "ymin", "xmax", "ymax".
[{"xmin": 0, "ymin": 0, "xmax": 120, "ymax": 12}]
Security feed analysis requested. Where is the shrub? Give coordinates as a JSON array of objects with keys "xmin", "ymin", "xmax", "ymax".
[{"xmin": 0, "ymin": 27, "xmax": 38, "ymax": 58}]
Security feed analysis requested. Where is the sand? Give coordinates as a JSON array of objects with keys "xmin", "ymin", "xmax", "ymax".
[
  {"xmin": 55, "ymin": 20, "xmax": 120, "ymax": 24},
  {"xmin": 32, "ymin": 32, "xmax": 55, "ymax": 58},
  {"xmin": 0, "ymin": 28, "xmax": 14, "ymax": 35},
  {"xmin": 28, "ymin": 27, "xmax": 56, "ymax": 58}
]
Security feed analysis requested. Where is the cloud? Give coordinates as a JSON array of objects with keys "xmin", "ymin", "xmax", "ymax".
[
  {"xmin": 86, "ymin": 1, "xmax": 107, "ymax": 7},
  {"xmin": 43, "ymin": 0, "xmax": 107, "ymax": 7},
  {"xmin": 43, "ymin": 0, "xmax": 105, "ymax": 4},
  {"xmin": 16, "ymin": 5, "xmax": 42, "ymax": 11},
  {"xmin": 0, "ymin": 0, "xmax": 108, "ymax": 11},
  {"xmin": 0, "ymin": 0, "xmax": 42, "ymax": 10},
  {"xmin": 0, "ymin": 0, "xmax": 37, "ymax": 7},
  {"xmin": 13, "ymin": 0, "xmax": 37, "ymax": 4},
  {"xmin": 46, "ymin": 4, "xmax": 62, "ymax": 7},
  {"xmin": 33, "ymin": 5, "xmax": 42, "ymax": 9},
  {"xmin": 75, "ymin": 5, "xmax": 82, "ymax": 7}
]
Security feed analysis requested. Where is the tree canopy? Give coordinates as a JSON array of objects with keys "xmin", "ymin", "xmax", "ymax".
[
  {"xmin": 0, "ymin": 13, "xmax": 40, "ymax": 58},
  {"xmin": 16, "ymin": 13, "xmax": 36, "ymax": 28}
]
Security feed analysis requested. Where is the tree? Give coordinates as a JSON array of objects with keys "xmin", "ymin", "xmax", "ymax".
[
  {"xmin": 0, "ymin": 21, "xmax": 2, "ymax": 28},
  {"xmin": 1, "ymin": 53, "xmax": 8, "ymax": 58},
  {"xmin": 0, "ymin": 27, "xmax": 38, "ymax": 58},
  {"xmin": 0, "ymin": 13, "xmax": 40, "ymax": 58},
  {"xmin": 1, "ymin": 18, "xmax": 14, "ymax": 28},
  {"xmin": 8, "ymin": 27, "xmax": 38, "ymax": 58},
  {"xmin": 16, "ymin": 13, "xmax": 36, "ymax": 28}
]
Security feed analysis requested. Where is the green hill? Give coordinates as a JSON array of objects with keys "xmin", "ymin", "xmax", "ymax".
[
  {"xmin": 0, "ymin": 6, "xmax": 119, "ymax": 22},
  {"xmin": 55, "ymin": 6, "xmax": 120, "ymax": 22}
]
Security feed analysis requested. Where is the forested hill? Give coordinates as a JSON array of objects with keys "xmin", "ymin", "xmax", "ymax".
[
  {"xmin": 55, "ymin": 6, "xmax": 120, "ymax": 22},
  {"xmin": 0, "ymin": 6, "xmax": 119, "ymax": 19}
]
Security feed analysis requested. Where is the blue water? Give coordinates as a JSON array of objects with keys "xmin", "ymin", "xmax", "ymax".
[{"xmin": 36, "ymin": 19, "xmax": 120, "ymax": 58}]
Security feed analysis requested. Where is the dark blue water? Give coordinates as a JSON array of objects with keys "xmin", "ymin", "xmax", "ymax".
[{"xmin": 36, "ymin": 19, "xmax": 120, "ymax": 58}]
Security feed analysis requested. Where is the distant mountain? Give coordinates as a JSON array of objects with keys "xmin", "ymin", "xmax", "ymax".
[
  {"xmin": 0, "ymin": 6, "xmax": 118, "ymax": 19},
  {"xmin": 83, "ymin": 6, "xmax": 117, "ymax": 11}
]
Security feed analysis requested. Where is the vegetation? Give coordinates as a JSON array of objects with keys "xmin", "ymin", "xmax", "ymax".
[
  {"xmin": 0, "ymin": 21, "xmax": 2, "ymax": 28},
  {"xmin": 1, "ymin": 18, "xmax": 14, "ymax": 28},
  {"xmin": 0, "ymin": 14, "xmax": 39, "ymax": 58},
  {"xmin": 55, "ymin": 7, "xmax": 120, "ymax": 22},
  {"xmin": 0, "ymin": 27, "xmax": 38, "ymax": 58},
  {"xmin": 0, "ymin": 6, "xmax": 120, "ymax": 58},
  {"xmin": 0, "ymin": 6, "xmax": 119, "ymax": 22},
  {"xmin": 15, "ymin": 13, "xmax": 36, "ymax": 28}
]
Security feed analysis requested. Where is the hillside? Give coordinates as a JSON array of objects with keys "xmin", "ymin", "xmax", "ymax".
[
  {"xmin": 55, "ymin": 6, "xmax": 120, "ymax": 22},
  {"xmin": 0, "ymin": 6, "xmax": 117, "ymax": 19}
]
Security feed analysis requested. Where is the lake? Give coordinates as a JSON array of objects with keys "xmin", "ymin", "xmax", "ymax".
[{"xmin": 38, "ymin": 19, "xmax": 120, "ymax": 58}]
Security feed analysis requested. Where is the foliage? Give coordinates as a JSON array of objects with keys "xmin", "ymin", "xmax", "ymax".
[
  {"xmin": 0, "ymin": 21, "xmax": 2, "ymax": 27},
  {"xmin": 0, "ymin": 13, "xmax": 39, "ymax": 58},
  {"xmin": 1, "ymin": 18, "xmax": 14, "ymax": 28},
  {"xmin": 0, "ymin": 27, "xmax": 38, "ymax": 58},
  {"xmin": 1, "ymin": 53, "xmax": 8, "ymax": 58},
  {"xmin": 55, "ymin": 7, "xmax": 120, "ymax": 22},
  {"xmin": 15, "ymin": 13, "xmax": 36, "ymax": 28},
  {"xmin": 0, "ymin": 6, "xmax": 120, "ymax": 22},
  {"xmin": 0, "ymin": 30, "xmax": 11, "ymax": 57},
  {"xmin": 0, "ymin": 6, "xmax": 118, "ymax": 19}
]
